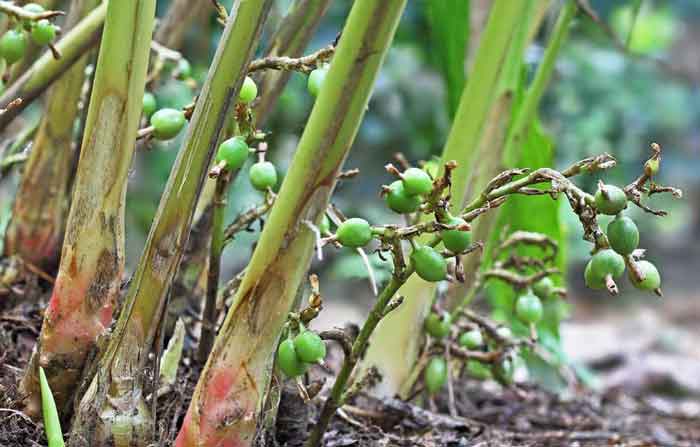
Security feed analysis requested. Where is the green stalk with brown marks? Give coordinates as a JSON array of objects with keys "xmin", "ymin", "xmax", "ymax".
[
  {"xmin": 153, "ymin": 0, "xmax": 214, "ymax": 336},
  {"xmin": 19, "ymin": 0, "xmax": 154, "ymax": 420},
  {"xmin": 167, "ymin": 0, "xmax": 331, "ymax": 334},
  {"xmin": 68, "ymin": 2, "xmax": 272, "ymax": 445},
  {"xmin": 4, "ymin": 0, "xmax": 99, "ymax": 272},
  {"xmin": 357, "ymin": 0, "xmax": 550, "ymax": 399},
  {"xmin": 196, "ymin": 171, "xmax": 230, "ymax": 364},
  {"xmin": 0, "ymin": 1, "xmax": 106, "ymax": 131},
  {"xmin": 175, "ymin": 2, "xmax": 406, "ymax": 446}
]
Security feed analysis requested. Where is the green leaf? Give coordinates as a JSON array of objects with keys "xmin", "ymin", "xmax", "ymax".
[
  {"xmin": 159, "ymin": 318, "xmax": 185, "ymax": 386},
  {"xmin": 425, "ymin": 0, "xmax": 469, "ymax": 118},
  {"xmin": 39, "ymin": 367, "xmax": 65, "ymax": 447}
]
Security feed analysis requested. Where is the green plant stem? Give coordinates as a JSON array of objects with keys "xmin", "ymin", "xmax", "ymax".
[
  {"xmin": 153, "ymin": 0, "xmax": 213, "ymax": 337},
  {"xmin": 502, "ymin": 0, "xmax": 577, "ymax": 166},
  {"xmin": 166, "ymin": 0, "xmax": 330, "ymax": 335},
  {"xmin": 196, "ymin": 171, "xmax": 230, "ymax": 364},
  {"xmin": 254, "ymin": 0, "xmax": 331, "ymax": 124},
  {"xmin": 4, "ymin": 0, "xmax": 98, "ymax": 271},
  {"xmin": 0, "ymin": 117, "xmax": 38, "ymax": 175},
  {"xmin": 69, "ymin": 2, "xmax": 272, "ymax": 445},
  {"xmin": 19, "ymin": 0, "xmax": 152, "ymax": 421},
  {"xmin": 0, "ymin": 1, "xmax": 106, "ymax": 131},
  {"xmin": 306, "ymin": 272, "xmax": 405, "ymax": 446},
  {"xmin": 176, "ymin": 2, "xmax": 406, "ymax": 446}
]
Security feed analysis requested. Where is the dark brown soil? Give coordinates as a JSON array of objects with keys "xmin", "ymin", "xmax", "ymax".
[{"xmin": 1, "ymin": 301, "xmax": 699, "ymax": 447}]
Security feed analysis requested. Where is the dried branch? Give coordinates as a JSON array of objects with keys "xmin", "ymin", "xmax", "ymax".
[
  {"xmin": 0, "ymin": 1, "xmax": 64, "ymax": 21},
  {"xmin": 222, "ymin": 194, "xmax": 276, "ymax": 244},
  {"xmin": 248, "ymin": 44, "xmax": 334, "ymax": 74}
]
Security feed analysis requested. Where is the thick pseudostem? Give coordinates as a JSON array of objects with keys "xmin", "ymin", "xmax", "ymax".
[
  {"xmin": 196, "ymin": 171, "xmax": 230, "ymax": 364},
  {"xmin": 4, "ymin": 0, "xmax": 99, "ymax": 272},
  {"xmin": 19, "ymin": 0, "xmax": 154, "ymax": 421},
  {"xmin": 69, "ymin": 2, "xmax": 272, "ymax": 446},
  {"xmin": 176, "ymin": 2, "xmax": 406, "ymax": 446}
]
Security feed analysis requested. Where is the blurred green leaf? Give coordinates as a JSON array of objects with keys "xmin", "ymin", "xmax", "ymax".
[
  {"xmin": 424, "ymin": 0, "xmax": 469, "ymax": 118},
  {"xmin": 612, "ymin": 4, "xmax": 676, "ymax": 55}
]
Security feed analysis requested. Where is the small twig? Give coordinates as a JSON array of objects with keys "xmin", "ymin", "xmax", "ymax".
[
  {"xmin": 248, "ymin": 44, "xmax": 335, "ymax": 75},
  {"xmin": 482, "ymin": 268, "xmax": 559, "ymax": 290},
  {"xmin": 0, "ymin": 1, "xmax": 64, "ymax": 21},
  {"xmin": 222, "ymin": 195, "xmax": 275, "ymax": 244},
  {"xmin": 319, "ymin": 329, "xmax": 353, "ymax": 359},
  {"xmin": 0, "ymin": 97, "xmax": 22, "ymax": 116},
  {"xmin": 624, "ymin": 143, "xmax": 681, "ymax": 216}
]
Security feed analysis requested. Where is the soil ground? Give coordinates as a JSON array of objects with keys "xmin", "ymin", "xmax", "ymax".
[{"xmin": 2, "ymin": 296, "xmax": 700, "ymax": 447}]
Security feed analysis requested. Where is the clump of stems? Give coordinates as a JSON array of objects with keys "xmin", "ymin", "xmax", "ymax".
[{"xmin": 19, "ymin": 0, "xmax": 154, "ymax": 418}]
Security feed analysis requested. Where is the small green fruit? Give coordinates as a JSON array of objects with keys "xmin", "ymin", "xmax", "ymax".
[
  {"xmin": 532, "ymin": 276, "xmax": 555, "ymax": 299},
  {"xmin": 466, "ymin": 360, "xmax": 491, "ymax": 380},
  {"xmin": 0, "ymin": 30, "xmax": 27, "ymax": 65},
  {"xmin": 515, "ymin": 291, "xmax": 543, "ymax": 324},
  {"xmin": 142, "ymin": 92, "xmax": 157, "ymax": 118},
  {"xmin": 31, "ymin": 19, "xmax": 55, "ymax": 45},
  {"xmin": 607, "ymin": 215, "xmax": 639, "ymax": 256},
  {"xmin": 385, "ymin": 180, "xmax": 421, "ymax": 214},
  {"xmin": 239, "ymin": 76, "xmax": 258, "ymax": 104},
  {"xmin": 424, "ymin": 312, "xmax": 451, "ymax": 338},
  {"xmin": 589, "ymin": 249, "xmax": 625, "ymax": 279},
  {"xmin": 176, "ymin": 58, "xmax": 192, "ymax": 79},
  {"xmin": 216, "ymin": 136, "xmax": 249, "ymax": 171},
  {"xmin": 594, "ymin": 183, "xmax": 628, "ymax": 215},
  {"xmin": 441, "ymin": 216, "xmax": 471, "ymax": 253},
  {"xmin": 23, "ymin": 3, "xmax": 45, "ymax": 14},
  {"xmin": 492, "ymin": 357, "xmax": 515, "ymax": 386},
  {"xmin": 294, "ymin": 331, "xmax": 326, "ymax": 363},
  {"xmin": 584, "ymin": 259, "xmax": 605, "ymax": 289},
  {"xmin": 150, "ymin": 108, "xmax": 186, "ymax": 140},
  {"xmin": 307, "ymin": 66, "xmax": 328, "ymax": 97},
  {"xmin": 402, "ymin": 167, "xmax": 433, "ymax": 196},
  {"xmin": 335, "ymin": 218, "xmax": 373, "ymax": 248},
  {"xmin": 496, "ymin": 326, "xmax": 512, "ymax": 340},
  {"xmin": 629, "ymin": 260, "xmax": 661, "ymax": 291},
  {"xmin": 458, "ymin": 329, "xmax": 483, "ymax": 349},
  {"xmin": 422, "ymin": 158, "xmax": 440, "ymax": 179},
  {"xmin": 277, "ymin": 339, "xmax": 307, "ymax": 378},
  {"xmin": 411, "ymin": 245, "xmax": 447, "ymax": 282},
  {"xmin": 249, "ymin": 161, "xmax": 278, "ymax": 191},
  {"xmin": 424, "ymin": 357, "xmax": 448, "ymax": 394}
]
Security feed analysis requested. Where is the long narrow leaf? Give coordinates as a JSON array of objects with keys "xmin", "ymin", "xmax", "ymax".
[
  {"xmin": 39, "ymin": 367, "xmax": 65, "ymax": 447},
  {"xmin": 425, "ymin": 0, "xmax": 469, "ymax": 118}
]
